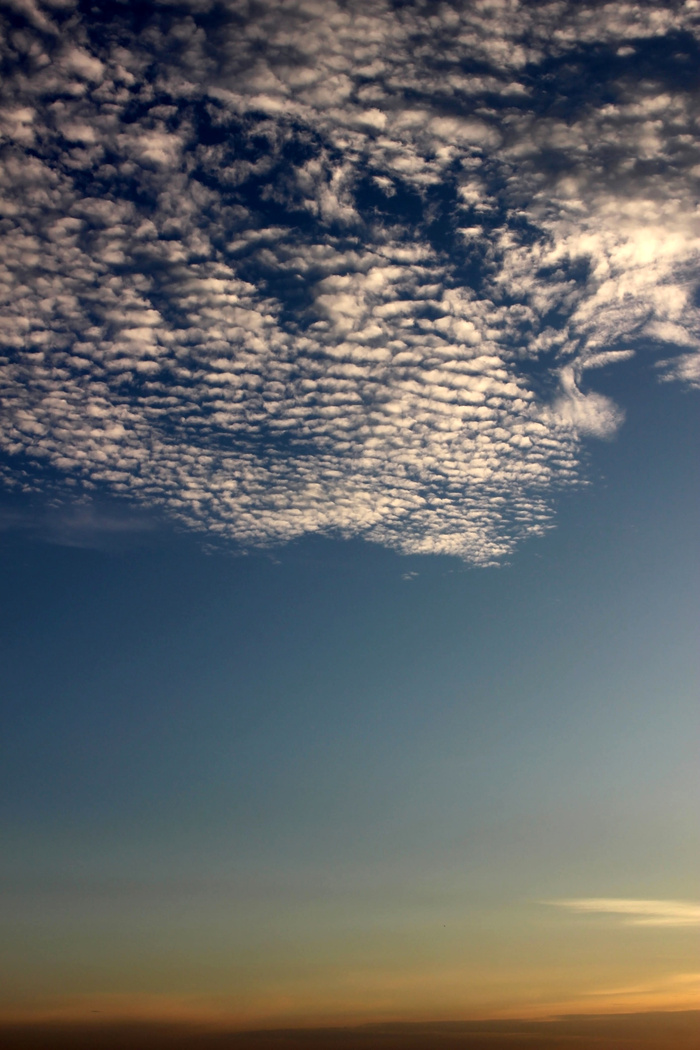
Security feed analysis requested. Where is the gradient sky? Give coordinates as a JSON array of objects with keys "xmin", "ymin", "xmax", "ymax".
[{"xmin": 0, "ymin": 0, "xmax": 699, "ymax": 1037}]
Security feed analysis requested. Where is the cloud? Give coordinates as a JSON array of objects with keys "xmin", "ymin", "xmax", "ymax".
[
  {"xmin": 0, "ymin": 0, "xmax": 699, "ymax": 563},
  {"xmin": 0, "ymin": 501, "xmax": 157, "ymax": 548},
  {"xmin": 549, "ymin": 898, "xmax": 700, "ymax": 927}
]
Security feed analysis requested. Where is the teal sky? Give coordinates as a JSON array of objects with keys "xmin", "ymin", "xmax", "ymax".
[{"xmin": 1, "ymin": 353, "xmax": 698, "ymax": 1026}]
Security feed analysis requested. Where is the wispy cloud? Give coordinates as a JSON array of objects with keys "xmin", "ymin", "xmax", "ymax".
[
  {"xmin": 549, "ymin": 898, "xmax": 700, "ymax": 927},
  {"xmin": 0, "ymin": 501, "xmax": 157, "ymax": 548},
  {"xmin": 1, "ymin": 0, "xmax": 699, "ymax": 562}
]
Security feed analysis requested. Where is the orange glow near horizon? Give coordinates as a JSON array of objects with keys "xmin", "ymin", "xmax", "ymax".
[{"xmin": 2, "ymin": 968, "xmax": 698, "ymax": 1032}]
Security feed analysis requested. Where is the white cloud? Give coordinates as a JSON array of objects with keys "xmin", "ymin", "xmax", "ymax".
[
  {"xmin": 550, "ymin": 898, "xmax": 700, "ymax": 927},
  {"xmin": 0, "ymin": 0, "xmax": 698, "ymax": 562}
]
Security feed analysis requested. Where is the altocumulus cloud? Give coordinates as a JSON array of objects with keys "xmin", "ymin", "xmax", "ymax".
[{"xmin": 1, "ymin": 0, "xmax": 699, "ymax": 563}]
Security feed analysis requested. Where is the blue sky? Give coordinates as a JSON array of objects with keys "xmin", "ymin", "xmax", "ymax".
[{"xmin": 0, "ymin": 0, "xmax": 698, "ymax": 1037}]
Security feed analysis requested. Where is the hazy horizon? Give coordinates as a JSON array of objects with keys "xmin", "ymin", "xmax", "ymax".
[{"xmin": 1, "ymin": 1010, "xmax": 699, "ymax": 1050}]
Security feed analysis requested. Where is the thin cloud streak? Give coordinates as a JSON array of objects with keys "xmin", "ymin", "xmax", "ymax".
[{"xmin": 549, "ymin": 898, "xmax": 700, "ymax": 927}]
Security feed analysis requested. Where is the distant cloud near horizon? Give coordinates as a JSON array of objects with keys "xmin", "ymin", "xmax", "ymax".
[
  {"xmin": 550, "ymin": 898, "xmax": 700, "ymax": 927},
  {"xmin": 1, "ymin": 0, "xmax": 699, "ymax": 562}
]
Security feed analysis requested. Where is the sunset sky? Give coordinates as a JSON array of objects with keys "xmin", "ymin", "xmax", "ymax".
[{"xmin": 0, "ymin": 0, "xmax": 698, "ymax": 1043}]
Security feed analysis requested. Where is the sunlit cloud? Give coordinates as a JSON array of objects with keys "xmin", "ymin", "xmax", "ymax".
[
  {"xmin": 549, "ymin": 898, "xmax": 700, "ymax": 927},
  {"xmin": 1, "ymin": 0, "xmax": 699, "ymax": 562}
]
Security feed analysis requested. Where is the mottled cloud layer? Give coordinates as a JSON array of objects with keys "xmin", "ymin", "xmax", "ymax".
[{"xmin": 1, "ymin": 0, "xmax": 699, "ymax": 562}]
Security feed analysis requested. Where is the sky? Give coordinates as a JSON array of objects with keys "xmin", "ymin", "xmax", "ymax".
[{"xmin": 0, "ymin": 0, "xmax": 699, "ymax": 1045}]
